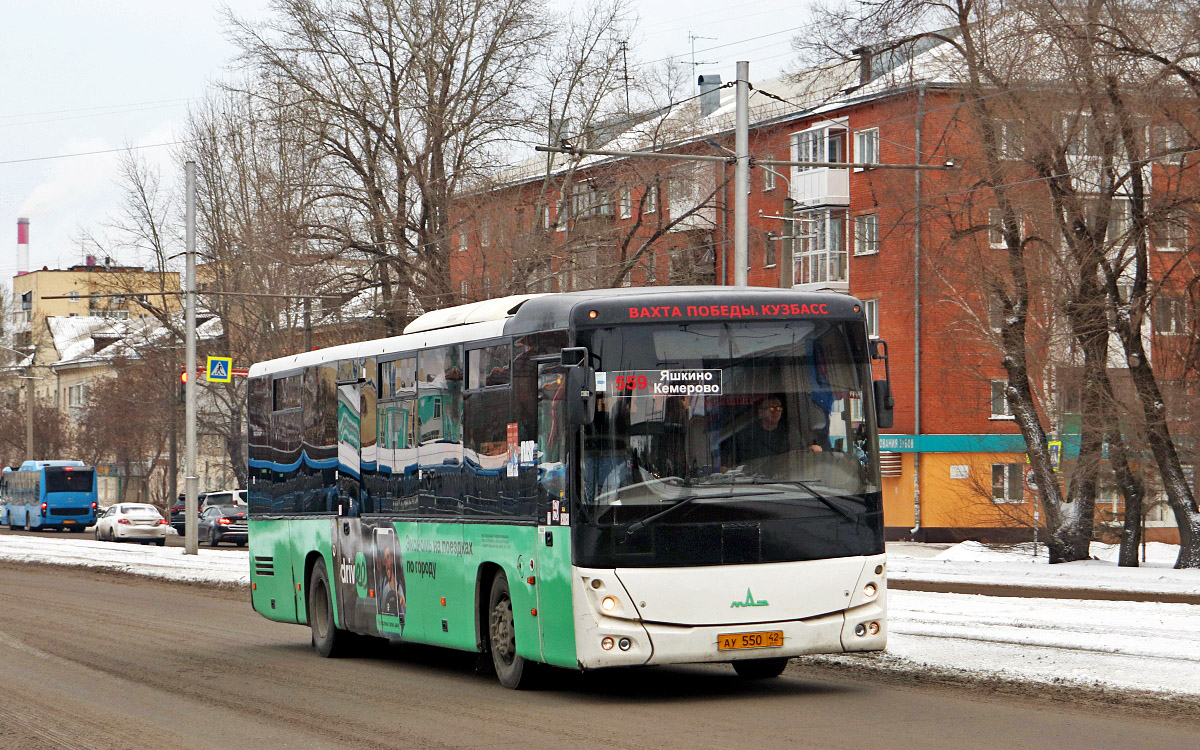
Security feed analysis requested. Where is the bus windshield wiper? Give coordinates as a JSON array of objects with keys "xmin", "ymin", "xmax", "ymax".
[
  {"xmin": 621, "ymin": 488, "xmax": 783, "ymax": 538},
  {"xmin": 737, "ymin": 477, "xmax": 859, "ymax": 521}
]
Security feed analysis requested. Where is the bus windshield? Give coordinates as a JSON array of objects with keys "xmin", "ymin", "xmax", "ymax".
[{"xmin": 576, "ymin": 319, "xmax": 883, "ymax": 564}]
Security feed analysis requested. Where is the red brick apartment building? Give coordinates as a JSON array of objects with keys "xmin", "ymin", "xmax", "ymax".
[{"xmin": 449, "ymin": 44, "xmax": 1197, "ymax": 542}]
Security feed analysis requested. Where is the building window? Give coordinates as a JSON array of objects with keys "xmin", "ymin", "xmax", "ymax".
[
  {"xmin": 458, "ymin": 228, "xmax": 467, "ymax": 252},
  {"xmin": 762, "ymin": 166, "xmax": 776, "ymax": 191},
  {"xmin": 990, "ymin": 380, "xmax": 1012, "ymax": 418},
  {"xmin": 1154, "ymin": 208, "xmax": 1187, "ymax": 251},
  {"xmin": 66, "ymin": 383, "xmax": 90, "ymax": 409},
  {"xmin": 795, "ymin": 210, "xmax": 847, "ymax": 285},
  {"xmin": 69, "ymin": 291, "xmax": 79, "ymax": 301},
  {"xmin": 792, "ymin": 126, "xmax": 845, "ymax": 171},
  {"xmin": 556, "ymin": 192, "xmax": 568, "ymax": 232},
  {"xmin": 619, "ymin": 188, "xmax": 632, "ymax": 219},
  {"xmin": 988, "ymin": 208, "xmax": 1023, "ymax": 249},
  {"xmin": 991, "ymin": 463, "xmax": 1025, "ymax": 503},
  {"xmin": 863, "ymin": 299, "xmax": 878, "ymax": 338},
  {"xmin": 989, "ymin": 295, "xmax": 1005, "ymax": 331},
  {"xmin": 645, "ymin": 246, "xmax": 658, "ymax": 283},
  {"xmin": 764, "ymin": 231, "xmax": 776, "ymax": 268},
  {"xmin": 480, "ymin": 220, "xmax": 490, "ymax": 247},
  {"xmin": 854, "ymin": 213, "xmax": 879, "ymax": 255},
  {"xmin": 854, "ymin": 128, "xmax": 879, "ymax": 168},
  {"xmin": 461, "ymin": 280, "xmax": 468, "ymax": 299},
  {"xmin": 1154, "ymin": 124, "xmax": 1186, "ymax": 165},
  {"xmin": 1153, "ymin": 296, "xmax": 1188, "ymax": 335},
  {"xmin": 998, "ymin": 120, "xmax": 1023, "ymax": 160},
  {"xmin": 541, "ymin": 205, "xmax": 550, "ymax": 230},
  {"xmin": 645, "ymin": 184, "xmax": 658, "ymax": 214}
]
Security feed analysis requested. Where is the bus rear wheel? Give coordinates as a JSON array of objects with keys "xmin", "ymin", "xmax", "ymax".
[
  {"xmin": 487, "ymin": 571, "xmax": 532, "ymax": 689},
  {"xmin": 732, "ymin": 657, "xmax": 789, "ymax": 679},
  {"xmin": 309, "ymin": 562, "xmax": 350, "ymax": 658}
]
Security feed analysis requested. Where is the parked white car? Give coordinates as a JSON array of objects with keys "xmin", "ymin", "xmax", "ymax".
[{"xmin": 93, "ymin": 504, "xmax": 168, "ymax": 545}]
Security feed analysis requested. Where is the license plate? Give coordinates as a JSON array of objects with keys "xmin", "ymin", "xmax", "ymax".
[
  {"xmin": 63, "ymin": 520, "xmax": 76, "ymax": 525},
  {"xmin": 717, "ymin": 630, "xmax": 784, "ymax": 651}
]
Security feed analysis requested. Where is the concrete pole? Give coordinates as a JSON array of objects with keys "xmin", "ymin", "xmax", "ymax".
[
  {"xmin": 733, "ymin": 60, "xmax": 750, "ymax": 287},
  {"xmin": 25, "ymin": 371, "xmax": 34, "ymax": 461},
  {"xmin": 780, "ymin": 197, "xmax": 795, "ymax": 288},
  {"xmin": 184, "ymin": 161, "xmax": 199, "ymax": 555}
]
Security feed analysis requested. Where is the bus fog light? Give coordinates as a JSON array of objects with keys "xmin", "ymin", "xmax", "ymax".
[
  {"xmin": 863, "ymin": 583, "xmax": 877, "ymax": 598},
  {"xmin": 854, "ymin": 623, "xmax": 867, "ymax": 637},
  {"xmin": 590, "ymin": 579, "xmax": 603, "ymax": 589},
  {"xmin": 618, "ymin": 638, "xmax": 632, "ymax": 651},
  {"xmin": 601, "ymin": 596, "xmax": 617, "ymax": 612},
  {"xmin": 601, "ymin": 637, "xmax": 615, "ymax": 650},
  {"xmin": 868, "ymin": 621, "xmax": 880, "ymax": 635}
]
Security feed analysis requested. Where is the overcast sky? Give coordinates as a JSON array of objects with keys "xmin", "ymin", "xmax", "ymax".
[{"xmin": 1, "ymin": 0, "xmax": 804, "ymax": 281}]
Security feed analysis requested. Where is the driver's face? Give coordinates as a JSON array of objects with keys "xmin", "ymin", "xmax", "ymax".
[{"xmin": 758, "ymin": 399, "xmax": 783, "ymax": 429}]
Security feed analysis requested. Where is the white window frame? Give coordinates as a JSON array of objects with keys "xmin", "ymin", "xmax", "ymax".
[
  {"xmin": 457, "ymin": 228, "xmax": 467, "ymax": 252},
  {"xmin": 1155, "ymin": 208, "xmax": 1187, "ymax": 252},
  {"xmin": 480, "ymin": 220, "xmax": 490, "ymax": 247},
  {"xmin": 991, "ymin": 463, "xmax": 1025, "ymax": 504},
  {"xmin": 863, "ymin": 298, "xmax": 879, "ymax": 338},
  {"xmin": 990, "ymin": 380, "xmax": 1013, "ymax": 419},
  {"xmin": 794, "ymin": 210, "xmax": 848, "ymax": 285},
  {"xmin": 1153, "ymin": 296, "xmax": 1188, "ymax": 335},
  {"xmin": 555, "ymin": 192, "xmax": 568, "ymax": 232},
  {"xmin": 791, "ymin": 124, "xmax": 846, "ymax": 172},
  {"xmin": 645, "ymin": 184, "xmax": 658, "ymax": 214},
  {"xmin": 854, "ymin": 128, "xmax": 879, "ymax": 170},
  {"xmin": 854, "ymin": 213, "xmax": 879, "ymax": 256},
  {"xmin": 762, "ymin": 166, "xmax": 776, "ymax": 191},
  {"xmin": 619, "ymin": 188, "xmax": 632, "ymax": 219},
  {"xmin": 764, "ymin": 231, "xmax": 777, "ymax": 268}
]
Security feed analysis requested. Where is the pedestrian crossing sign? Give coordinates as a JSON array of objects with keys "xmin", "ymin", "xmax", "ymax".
[{"xmin": 206, "ymin": 356, "xmax": 233, "ymax": 383}]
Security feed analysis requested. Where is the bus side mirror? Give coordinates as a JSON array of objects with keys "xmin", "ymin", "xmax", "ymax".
[
  {"xmin": 869, "ymin": 338, "xmax": 894, "ymax": 429},
  {"xmin": 873, "ymin": 379, "xmax": 894, "ymax": 429},
  {"xmin": 561, "ymin": 347, "xmax": 596, "ymax": 426}
]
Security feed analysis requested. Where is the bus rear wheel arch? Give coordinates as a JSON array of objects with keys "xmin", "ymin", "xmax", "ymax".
[
  {"xmin": 308, "ymin": 560, "xmax": 351, "ymax": 658},
  {"xmin": 486, "ymin": 570, "xmax": 534, "ymax": 689}
]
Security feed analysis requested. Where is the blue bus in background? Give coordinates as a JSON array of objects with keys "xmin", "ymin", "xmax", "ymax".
[{"xmin": 0, "ymin": 461, "xmax": 98, "ymax": 532}]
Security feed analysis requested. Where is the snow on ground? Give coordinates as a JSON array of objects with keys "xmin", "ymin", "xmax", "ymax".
[
  {"xmin": 2, "ymin": 534, "xmax": 1198, "ymax": 700},
  {"xmin": 888, "ymin": 540, "xmax": 1200, "ymax": 597},
  {"xmin": 0, "ymin": 535, "xmax": 248, "ymax": 585}
]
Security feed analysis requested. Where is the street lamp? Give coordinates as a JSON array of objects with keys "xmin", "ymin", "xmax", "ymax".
[{"xmin": 0, "ymin": 343, "xmax": 39, "ymax": 463}]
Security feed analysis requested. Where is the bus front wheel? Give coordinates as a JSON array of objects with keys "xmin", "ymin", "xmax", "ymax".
[
  {"xmin": 487, "ymin": 571, "xmax": 532, "ymax": 689},
  {"xmin": 732, "ymin": 657, "xmax": 789, "ymax": 679},
  {"xmin": 309, "ymin": 562, "xmax": 350, "ymax": 658}
]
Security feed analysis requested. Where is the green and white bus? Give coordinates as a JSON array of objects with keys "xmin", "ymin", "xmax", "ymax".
[{"xmin": 247, "ymin": 287, "xmax": 893, "ymax": 687}]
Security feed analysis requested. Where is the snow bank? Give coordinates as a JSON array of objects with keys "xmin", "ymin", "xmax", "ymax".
[
  {"xmin": 0, "ymin": 535, "xmax": 248, "ymax": 585},
  {"xmin": 888, "ymin": 540, "xmax": 1200, "ymax": 597}
]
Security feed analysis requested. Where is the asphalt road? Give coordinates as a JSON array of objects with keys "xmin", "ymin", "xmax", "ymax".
[
  {"xmin": 0, "ymin": 562, "xmax": 1194, "ymax": 750},
  {"xmin": 0, "ymin": 525, "xmax": 244, "ymax": 550}
]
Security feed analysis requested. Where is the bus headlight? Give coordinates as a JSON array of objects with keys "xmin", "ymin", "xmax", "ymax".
[
  {"xmin": 863, "ymin": 583, "xmax": 877, "ymax": 598},
  {"xmin": 601, "ymin": 637, "xmax": 615, "ymax": 650},
  {"xmin": 601, "ymin": 596, "xmax": 618, "ymax": 612},
  {"xmin": 868, "ymin": 621, "xmax": 880, "ymax": 635}
]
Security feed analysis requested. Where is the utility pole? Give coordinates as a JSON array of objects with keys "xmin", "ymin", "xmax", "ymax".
[
  {"xmin": 184, "ymin": 160, "xmax": 199, "ymax": 555},
  {"xmin": 780, "ymin": 197, "xmax": 795, "ymax": 287},
  {"xmin": 734, "ymin": 60, "xmax": 750, "ymax": 286}
]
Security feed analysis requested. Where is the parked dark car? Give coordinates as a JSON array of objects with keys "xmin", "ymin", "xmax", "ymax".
[
  {"xmin": 171, "ymin": 490, "xmax": 247, "ymax": 534},
  {"xmin": 198, "ymin": 505, "xmax": 248, "ymax": 547},
  {"xmin": 170, "ymin": 495, "xmax": 187, "ymax": 534}
]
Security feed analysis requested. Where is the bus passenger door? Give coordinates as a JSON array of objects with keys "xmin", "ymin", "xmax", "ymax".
[
  {"xmin": 534, "ymin": 363, "xmax": 576, "ymax": 667},
  {"xmin": 333, "ymin": 361, "xmax": 374, "ymax": 634}
]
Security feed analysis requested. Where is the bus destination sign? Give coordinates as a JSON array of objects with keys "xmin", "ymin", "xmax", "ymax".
[
  {"xmin": 626, "ymin": 302, "xmax": 830, "ymax": 320},
  {"xmin": 600, "ymin": 369, "xmax": 723, "ymax": 396}
]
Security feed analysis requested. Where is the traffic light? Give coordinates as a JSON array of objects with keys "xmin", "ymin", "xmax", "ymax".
[{"xmin": 179, "ymin": 371, "xmax": 188, "ymax": 403}]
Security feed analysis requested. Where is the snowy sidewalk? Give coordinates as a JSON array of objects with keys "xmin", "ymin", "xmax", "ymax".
[{"xmin": 2, "ymin": 534, "xmax": 1198, "ymax": 701}]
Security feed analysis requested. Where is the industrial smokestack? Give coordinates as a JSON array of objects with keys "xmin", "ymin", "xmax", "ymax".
[{"xmin": 16, "ymin": 218, "xmax": 29, "ymax": 275}]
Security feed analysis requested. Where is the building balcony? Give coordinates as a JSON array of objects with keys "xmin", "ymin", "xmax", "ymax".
[{"xmin": 789, "ymin": 167, "xmax": 850, "ymax": 208}]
